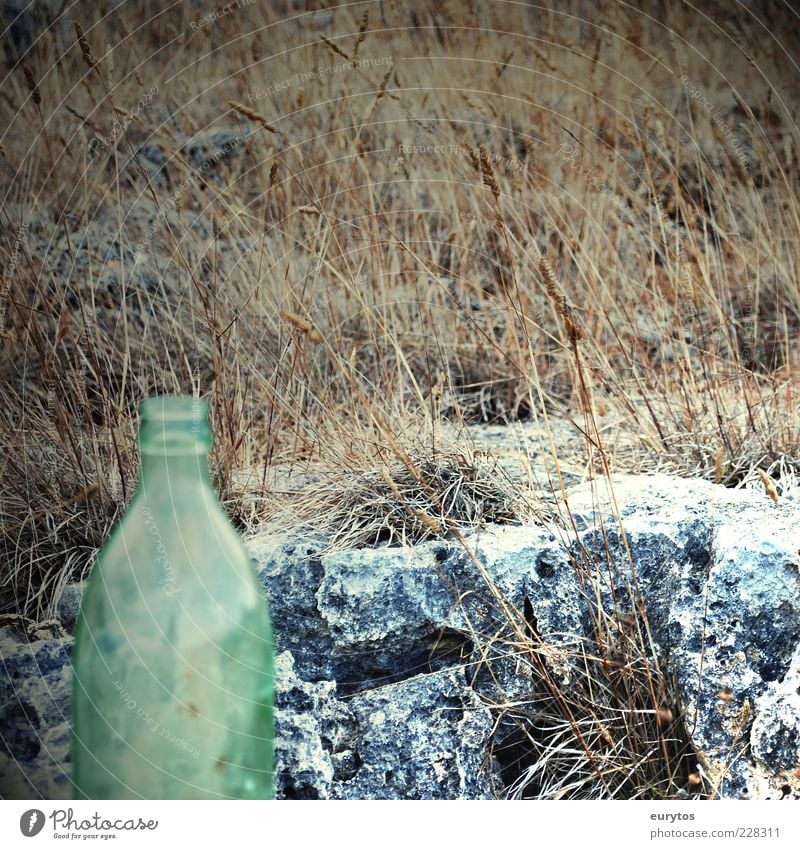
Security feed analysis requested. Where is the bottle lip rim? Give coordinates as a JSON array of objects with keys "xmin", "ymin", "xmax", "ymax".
[{"xmin": 140, "ymin": 395, "xmax": 209, "ymax": 421}]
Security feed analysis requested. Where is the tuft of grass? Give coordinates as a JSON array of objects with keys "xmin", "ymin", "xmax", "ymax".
[
  {"xmin": 487, "ymin": 635, "xmax": 703, "ymax": 800},
  {"xmin": 266, "ymin": 442, "xmax": 536, "ymax": 549}
]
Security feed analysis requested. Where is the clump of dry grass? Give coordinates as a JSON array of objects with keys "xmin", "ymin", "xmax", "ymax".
[
  {"xmin": 267, "ymin": 443, "xmax": 533, "ymax": 549},
  {"xmin": 493, "ymin": 639, "xmax": 703, "ymax": 799}
]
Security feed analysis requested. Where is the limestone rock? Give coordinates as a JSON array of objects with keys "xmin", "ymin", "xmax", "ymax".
[{"xmin": 0, "ymin": 616, "xmax": 72, "ymax": 799}]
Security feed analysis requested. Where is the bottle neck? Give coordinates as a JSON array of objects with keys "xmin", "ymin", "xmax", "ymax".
[
  {"xmin": 136, "ymin": 396, "xmax": 214, "ymax": 495},
  {"xmin": 139, "ymin": 450, "xmax": 212, "ymax": 488}
]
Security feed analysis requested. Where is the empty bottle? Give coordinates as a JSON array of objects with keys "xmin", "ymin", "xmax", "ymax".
[{"xmin": 72, "ymin": 395, "xmax": 274, "ymax": 799}]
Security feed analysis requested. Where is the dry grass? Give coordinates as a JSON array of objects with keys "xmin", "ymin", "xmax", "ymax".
[
  {"xmin": 489, "ymin": 637, "xmax": 701, "ymax": 800},
  {"xmin": 268, "ymin": 442, "xmax": 533, "ymax": 548},
  {"xmin": 1, "ymin": 0, "xmax": 798, "ymax": 798}
]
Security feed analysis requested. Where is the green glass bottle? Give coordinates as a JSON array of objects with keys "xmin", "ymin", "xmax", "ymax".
[{"xmin": 71, "ymin": 395, "xmax": 274, "ymax": 799}]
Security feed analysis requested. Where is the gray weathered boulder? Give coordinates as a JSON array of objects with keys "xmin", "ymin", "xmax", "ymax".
[{"xmin": 1, "ymin": 474, "xmax": 799, "ymax": 799}]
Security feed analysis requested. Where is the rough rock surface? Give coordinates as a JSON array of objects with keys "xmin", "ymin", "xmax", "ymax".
[
  {"xmin": 567, "ymin": 476, "xmax": 800, "ymax": 799},
  {"xmin": 2, "ymin": 474, "xmax": 799, "ymax": 799},
  {"xmin": 0, "ymin": 617, "xmax": 72, "ymax": 799}
]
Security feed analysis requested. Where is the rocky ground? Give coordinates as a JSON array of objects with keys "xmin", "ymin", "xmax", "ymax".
[{"xmin": 3, "ymin": 472, "xmax": 799, "ymax": 800}]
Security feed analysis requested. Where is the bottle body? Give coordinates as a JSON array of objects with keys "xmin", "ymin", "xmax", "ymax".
[{"xmin": 71, "ymin": 397, "xmax": 273, "ymax": 799}]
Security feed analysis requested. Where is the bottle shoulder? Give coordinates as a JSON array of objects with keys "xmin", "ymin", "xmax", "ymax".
[{"xmin": 82, "ymin": 489, "xmax": 265, "ymax": 612}]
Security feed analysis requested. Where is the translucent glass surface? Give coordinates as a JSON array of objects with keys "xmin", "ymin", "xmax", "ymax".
[{"xmin": 72, "ymin": 397, "xmax": 274, "ymax": 799}]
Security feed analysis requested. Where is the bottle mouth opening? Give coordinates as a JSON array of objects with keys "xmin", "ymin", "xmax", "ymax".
[
  {"xmin": 139, "ymin": 395, "xmax": 211, "ymax": 455},
  {"xmin": 140, "ymin": 395, "xmax": 209, "ymax": 422}
]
